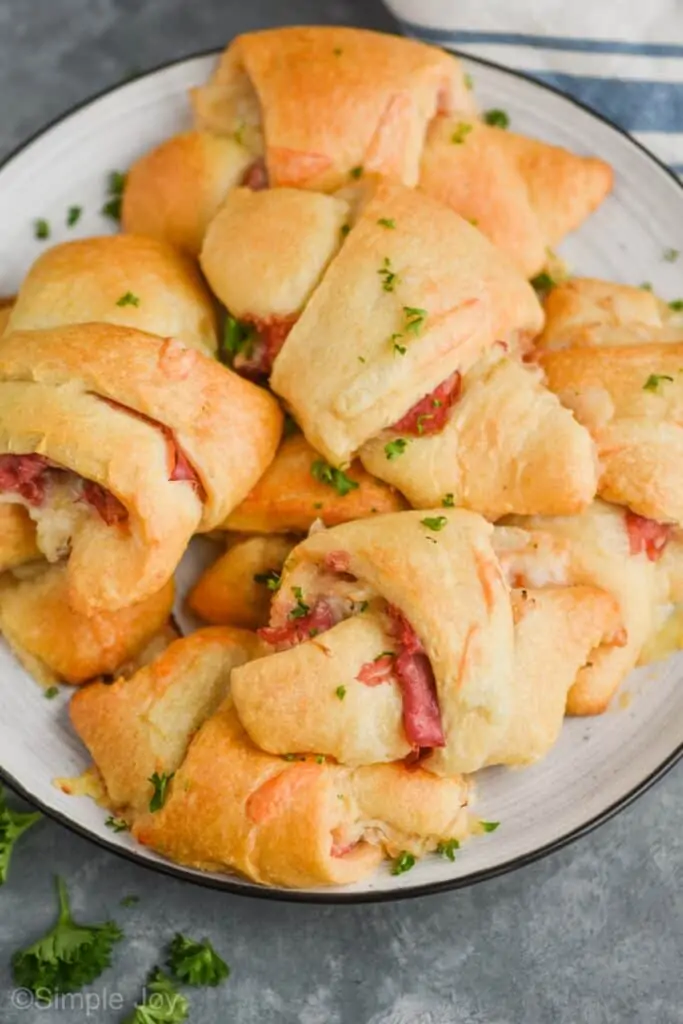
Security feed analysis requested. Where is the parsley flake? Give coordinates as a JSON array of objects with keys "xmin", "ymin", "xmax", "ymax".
[
  {"xmin": 384, "ymin": 438, "xmax": 409, "ymax": 461},
  {"xmin": 34, "ymin": 218, "xmax": 50, "ymax": 240},
  {"xmin": 101, "ymin": 170, "xmax": 127, "ymax": 222},
  {"xmin": 105, "ymin": 815, "xmax": 129, "ymax": 833},
  {"xmin": 282, "ymin": 753, "xmax": 306, "ymax": 762},
  {"xmin": 421, "ymin": 516, "xmax": 448, "ymax": 532},
  {"xmin": 378, "ymin": 257, "xmax": 399, "ymax": 292},
  {"xmin": 66, "ymin": 206, "xmax": 82, "ymax": 228},
  {"xmin": 480, "ymin": 820, "xmax": 500, "ymax": 833},
  {"xmin": 220, "ymin": 314, "xmax": 255, "ymax": 365},
  {"xmin": 120, "ymin": 895, "xmax": 139, "ymax": 907},
  {"xmin": 335, "ymin": 685, "xmax": 347, "ymax": 700},
  {"xmin": 44, "ymin": 686, "xmax": 60, "ymax": 700},
  {"xmin": 149, "ymin": 771, "xmax": 174, "ymax": 812},
  {"xmin": 289, "ymin": 586, "xmax": 310, "ymax": 620},
  {"xmin": 641, "ymin": 281, "xmax": 653, "ymax": 292},
  {"xmin": 253, "ymin": 569, "xmax": 281, "ymax": 591},
  {"xmin": 167, "ymin": 933, "xmax": 229, "ymax": 988},
  {"xmin": 664, "ymin": 248, "xmax": 680, "ymax": 262},
  {"xmin": 643, "ymin": 373, "xmax": 674, "ymax": 392},
  {"xmin": 450, "ymin": 122, "xmax": 472, "ymax": 144},
  {"xmin": 340, "ymin": 223, "xmax": 351, "ymax": 238},
  {"xmin": 391, "ymin": 851, "xmax": 416, "ymax": 875},
  {"xmin": 484, "ymin": 108, "xmax": 510, "ymax": 129},
  {"xmin": 442, "ymin": 493, "xmax": 455, "ymax": 508},
  {"xmin": 116, "ymin": 291, "xmax": 140, "ymax": 307},
  {"xmin": 374, "ymin": 650, "xmax": 395, "ymax": 660},
  {"xmin": 357, "ymin": 600, "xmax": 369, "ymax": 613},
  {"xmin": 403, "ymin": 306, "xmax": 427, "ymax": 335},
  {"xmin": 436, "ymin": 839, "xmax": 460, "ymax": 861},
  {"xmin": 377, "ymin": 217, "xmax": 396, "ymax": 229},
  {"xmin": 530, "ymin": 271, "xmax": 555, "ymax": 293},
  {"xmin": 669, "ymin": 299, "xmax": 683, "ymax": 311},
  {"xmin": 349, "ymin": 165, "xmax": 364, "ymax": 180},
  {"xmin": 311, "ymin": 458, "xmax": 359, "ymax": 497}
]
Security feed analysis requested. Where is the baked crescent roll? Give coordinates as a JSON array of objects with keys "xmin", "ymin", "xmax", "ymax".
[
  {"xmin": 0, "ymin": 296, "xmax": 14, "ymax": 336},
  {"xmin": 0, "ymin": 324, "xmax": 282, "ymax": 612},
  {"xmin": 508, "ymin": 501, "xmax": 666, "ymax": 714},
  {"xmin": 191, "ymin": 26, "xmax": 476, "ymax": 193},
  {"xmin": 5, "ymin": 235, "xmax": 219, "ymax": 356},
  {"xmin": 0, "ymin": 505, "xmax": 40, "ymax": 572},
  {"xmin": 221, "ymin": 434, "xmax": 407, "ymax": 534},
  {"xmin": 420, "ymin": 119, "xmax": 613, "ymax": 277},
  {"xmin": 231, "ymin": 509, "xmax": 516, "ymax": 776},
  {"xmin": 70, "ymin": 628, "xmax": 471, "ymax": 888},
  {"xmin": 122, "ymin": 131, "xmax": 252, "ymax": 257},
  {"xmin": 270, "ymin": 180, "xmax": 544, "ymax": 466},
  {"xmin": 360, "ymin": 351, "xmax": 597, "ymax": 517},
  {"xmin": 0, "ymin": 565, "xmax": 174, "ymax": 687},
  {"xmin": 537, "ymin": 278, "xmax": 683, "ymax": 524},
  {"xmin": 188, "ymin": 534, "xmax": 297, "ymax": 629}
]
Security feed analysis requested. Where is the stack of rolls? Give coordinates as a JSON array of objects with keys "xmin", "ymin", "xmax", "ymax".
[{"xmin": 3, "ymin": 23, "xmax": 681, "ymax": 891}]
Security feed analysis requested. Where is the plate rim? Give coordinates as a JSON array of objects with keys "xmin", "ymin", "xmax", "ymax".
[{"xmin": 1, "ymin": 44, "xmax": 682, "ymax": 905}]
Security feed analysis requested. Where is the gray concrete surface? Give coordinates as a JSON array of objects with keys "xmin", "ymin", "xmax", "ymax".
[{"xmin": 0, "ymin": 1, "xmax": 682, "ymax": 1021}]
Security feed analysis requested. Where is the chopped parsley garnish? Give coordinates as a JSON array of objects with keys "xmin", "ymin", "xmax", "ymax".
[
  {"xmin": 335, "ymin": 685, "xmax": 347, "ymax": 700},
  {"xmin": 436, "ymin": 839, "xmax": 460, "ymax": 861},
  {"xmin": 464, "ymin": 72, "xmax": 474, "ymax": 90},
  {"xmin": 12, "ymin": 876, "xmax": 123, "ymax": 997},
  {"xmin": 416, "ymin": 414, "xmax": 433, "ymax": 434},
  {"xmin": 289, "ymin": 586, "xmax": 310, "ymax": 620},
  {"xmin": 44, "ymin": 686, "xmax": 59, "ymax": 699},
  {"xmin": 358, "ymin": 355, "xmax": 366, "ymax": 363},
  {"xmin": 530, "ymin": 271, "xmax": 555, "ymax": 293},
  {"xmin": 357, "ymin": 600, "xmax": 369, "ymax": 613},
  {"xmin": 643, "ymin": 373, "xmax": 674, "ymax": 392},
  {"xmin": 384, "ymin": 438, "xmax": 409, "ymax": 460},
  {"xmin": 378, "ymin": 256, "xmax": 399, "ymax": 292},
  {"xmin": 116, "ymin": 291, "xmax": 140, "ymax": 307},
  {"xmin": 664, "ymin": 248, "xmax": 680, "ymax": 262},
  {"xmin": 120, "ymin": 895, "xmax": 139, "ymax": 907},
  {"xmin": 484, "ymin": 108, "xmax": 510, "ymax": 129},
  {"xmin": 0, "ymin": 785, "xmax": 41, "ymax": 885},
  {"xmin": 377, "ymin": 217, "xmax": 396, "ymax": 229},
  {"xmin": 340, "ymin": 223, "xmax": 351, "ymax": 237},
  {"xmin": 403, "ymin": 306, "xmax": 427, "ymax": 335},
  {"xmin": 442, "ymin": 493, "xmax": 455, "ymax": 508},
  {"xmin": 669, "ymin": 299, "xmax": 683, "ymax": 311},
  {"xmin": 105, "ymin": 815, "xmax": 129, "ymax": 833},
  {"xmin": 390, "ymin": 851, "xmax": 416, "ymax": 875},
  {"xmin": 101, "ymin": 170, "xmax": 127, "ymax": 222},
  {"xmin": 310, "ymin": 458, "xmax": 359, "ymax": 497},
  {"xmin": 125, "ymin": 968, "xmax": 188, "ymax": 1024},
  {"xmin": 421, "ymin": 516, "xmax": 448, "ymax": 532},
  {"xmin": 315, "ymin": 755, "xmax": 325, "ymax": 764},
  {"xmin": 450, "ymin": 122, "xmax": 472, "ymax": 144},
  {"xmin": 253, "ymin": 569, "xmax": 281, "ymax": 591},
  {"xmin": 167, "ymin": 933, "xmax": 229, "ymax": 988},
  {"xmin": 480, "ymin": 820, "xmax": 500, "ymax": 833},
  {"xmin": 34, "ymin": 218, "xmax": 50, "ymax": 240},
  {"xmin": 349, "ymin": 165, "xmax": 364, "ymax": 180},
  {"xmin": 374, "ymin": 651, "xmax": 394, "ymax": 660},
  {"xmin": 220, "ymin": 314, "xmax": 255, "ymax": 365},
  {"xmin": 640, "ymin": 281, "xmax": 653, "ymax": 291},
  {"xmin": 66, "ymin": 205, "xmax": 82, "ymax": 227},
  {"xmin": 390, "ymin": 332, "xmax": 406, "ymax": 356},
  {"xmin": 148, "ymin": 771, "xmax": 174, "ymax": 813}
]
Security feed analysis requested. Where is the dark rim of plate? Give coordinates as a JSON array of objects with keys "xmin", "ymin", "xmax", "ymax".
[{"xmin": 1, "ymin": 44, "xmax": 682, "ymax": 905}]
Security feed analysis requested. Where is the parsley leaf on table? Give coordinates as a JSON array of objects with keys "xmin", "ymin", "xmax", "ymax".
[
  {"xmin": 0, "ymin": 785, "xmax": 42, "ymax": 885},
  {"xmin": 166, "ymin": 933, "xmax": 230, "ymax": 987}
]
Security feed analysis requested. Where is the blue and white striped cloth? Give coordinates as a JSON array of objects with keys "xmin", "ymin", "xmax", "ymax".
[{"xmin": 385, "ymin": 0, "xmax": 683, "ymax": 175}]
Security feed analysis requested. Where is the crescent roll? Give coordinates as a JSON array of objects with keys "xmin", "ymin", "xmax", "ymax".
[
  {"xmin": 0, "ymin": 324, "xmax": 282, "ymax": 612},
  {"xmin": 269, "ymin": 180, "xmax": 544, "ymax": 466},
  {"xmin": 221, "ymin": 434, "xmax": 407, "ymax": 534},
  {"xmin": 508, "ymin": 501, "xmax": 667, "ymax": 714},
  {"xmin": 537, "ymin": 278, "xmax": 683, "ymax": 524},
  {"xmin": 0, "ymin": 565, "xmax": 174, "ymax": 687},
  {"xmin": 0, "ymin": 505, "xmax": 40, "ymax": 572},
  {"xmin": 191, "ymin": 26, "xmax": 476, "ymax": 193},
  {"xmin": 6, "ymin": 235, "xmax": 219, "ymax": 356},
  {"xmin": 232, "ymin": 509, "xmax": 516, "ymax": 776},
  {"xmin": 122, "ymin": 131, "xmax": 253, "ymax": 257},
  {"xmin": 0, "ymin": 296, "xmax": 14, "ymax": 336},
  {"xmin": 420, "ymin": 119, "xmax": 613, "ymax": 277},
  {"xmin": 70, "ymin": 628, "xmax": 471, "ymax": 888}
]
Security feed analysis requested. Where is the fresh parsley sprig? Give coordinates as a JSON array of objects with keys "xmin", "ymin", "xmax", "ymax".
[
  {"xmin": 149, "ymin": 772, "xmax": 174, "ymax": 813},
  {"xmin": 124, "ymin": 968, "xmax": 188, "ymax": 1024},
  {"xmin": 0, "ymin": 785, "xmax": 42, "ymax": 885},
  {"xmin": 310, "ymin": 459, "xmax": 359, "ymax": 497},
  {"xmin": 166, "ymin": 933, "xmax": 229, "ymax": 987}
]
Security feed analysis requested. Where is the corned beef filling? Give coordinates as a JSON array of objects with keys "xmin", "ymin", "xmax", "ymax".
[
  {"xmin": 258, "ymin": 553, "xmax": 445, "ymax": 752},
  {"xmin": 242, "ymin": 157, "xmax": 269, "ymax": 191},
  {"xmin": 232, "ymin": 315, "xmax": 297, "ymax": 379},
  {"xmin": 625, "ymin": 511, "xmax": 672, "ymax": 562},
  {"xmin": 389, "ymin": 371, "xmax": 462, "ymax": 436},
  {"xmin": 0, "ymin": 454, "xmax": 128, "ymax": 524}
]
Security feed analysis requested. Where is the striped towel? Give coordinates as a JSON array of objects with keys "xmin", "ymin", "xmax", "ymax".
[{"xmin": 384, "ymin": 0, "xmax": 683, "ymax": 175}]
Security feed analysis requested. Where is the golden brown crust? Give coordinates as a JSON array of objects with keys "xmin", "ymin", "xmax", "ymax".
[
  {"xmin": 6, "ymin": 235, "xmax": 219, "ymax": 355},
  {"xmin": 0, "ymin": 505, "xmax": 39, "ymax": 572},
  {"xmin": 191, "ymin": 26, "xmax": 476, "ymax": 192},
  {"xmin": 271, "ymin": 180, "xmax": 543, "ymax": 465},
  {"xmin": 222, "ymin": 434, "xmax": 407, "ymax": 533},
  {"xmin": 188, "ymin": 534, "xmax": 296, "ymax": 628},
  {"xmin": 360, "ymin": 353, "xmax": 597, "ymax": 517},
  {"xmin": 0, "ymin": 297, "xmax": 14, "ymax": 336},
  {"xmin": 122, "ymin": 131, "xmax": 252, "ymax": 257},
  {"xmin": 420, "ymin": 121, "xmax": 612, "ymax": 277},
  {"xmin": 0, "ymin": 565, "xmax": 174, "ymax": 686},
  {"xmin": 200, "ymin": 187, "xmax": 350, "ymax": 319},
  {"xmin": 537, "ymin": 278, "xmax": 664, "ymax": 351}
]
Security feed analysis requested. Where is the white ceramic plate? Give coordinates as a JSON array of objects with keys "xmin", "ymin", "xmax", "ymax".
[{"xmin": 1, "ymin": 50, "xmax": 683, "ymax": 904}]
